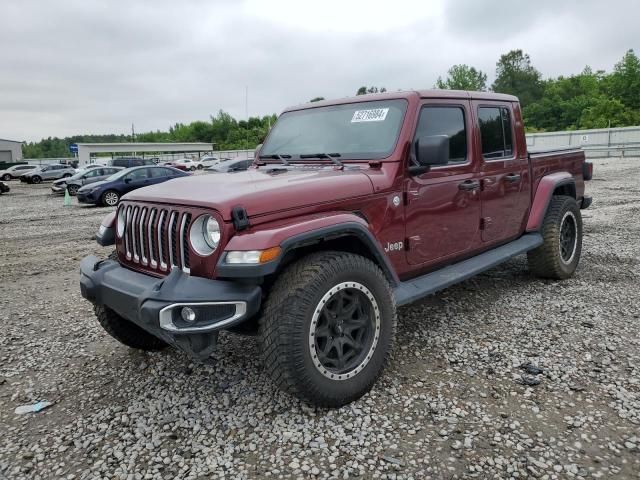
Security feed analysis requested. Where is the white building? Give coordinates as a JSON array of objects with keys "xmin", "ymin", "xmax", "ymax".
[{"xmin": 0, "ymin": 138, "xmax": 23, "ymax": 162}]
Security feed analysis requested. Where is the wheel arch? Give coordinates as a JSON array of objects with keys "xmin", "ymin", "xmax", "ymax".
[
  {"xmin": 217, "ymin": 217, "xmax": 399, "ymax": 286},
  {"xmin": 526, "ymin": 172, "xmax": 576, "ymax": 232}
]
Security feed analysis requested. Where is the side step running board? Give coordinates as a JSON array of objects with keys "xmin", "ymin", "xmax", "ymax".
[{"xmin": 393, "ymin": 233, "xmax": 543, "ymax": 306}]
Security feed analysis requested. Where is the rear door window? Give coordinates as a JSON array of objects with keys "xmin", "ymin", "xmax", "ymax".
[
  {"xmin": 478, "ymin": 106, "xmax": 514, "ymax": 159},
  {"xmin": 150, "ymin": 167, "xmax": 172, "ymax": 178}
]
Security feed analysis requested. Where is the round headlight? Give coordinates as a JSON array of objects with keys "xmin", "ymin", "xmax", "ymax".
[
  {"xmin": 189, "ymin": 215, "xmax": 220, "ymax": 256},
  {"xmin": 116, "ymin": 207, "xmax": 126, "ymax": 237},
  {"xmin": 204, "ymin": 216, "xmax": 221, "ymax": 249}
]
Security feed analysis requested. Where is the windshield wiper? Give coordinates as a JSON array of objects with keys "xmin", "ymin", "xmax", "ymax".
[
  {"xmin": 299, "ymin": 153, "xmax": 343, "ymax": 167},
  {"xmin": 259, "ymin": 154, "xmax": 291, "ymax": 166}
]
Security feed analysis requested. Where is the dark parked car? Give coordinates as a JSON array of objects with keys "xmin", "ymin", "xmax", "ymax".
[
  {"xmin": 51, "ymin": 167, "xmax": 123, "ymax": 195},
  {"xmin": 0, "ymin": 164, "xmax": 37, "ymax": 181},
  {"xmin": 0, "ymin": 181, "xmax": 9, "ymax": 194},
  {"xmin": 107, "ymin": 157, "xmax": 156, "ymax": 169},
  {"xmin": 77, "ymin": 166, "xmax": 189, "ymax": 206},
  {"xmin": 204, "ymin": 157, "xmax": 253, "ymax": 173}
]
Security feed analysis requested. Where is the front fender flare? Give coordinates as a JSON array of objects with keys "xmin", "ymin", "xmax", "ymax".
[
  {"xmin": 217, "ymin": 213, "xmax": 398, "ymax": 285},
  {"xmin": 526, "ymin": 172, "xmax": 575, "ymax": 232},
  {"xmin": 96, "ymin": 211, "xmax": 116, "ymax": 246}
]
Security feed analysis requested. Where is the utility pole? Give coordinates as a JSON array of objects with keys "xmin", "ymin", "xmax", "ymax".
[
  {"xmin": 131, "ymin": 123, "xmax": 136, "ymax": 142},
  {"xmin": 245, "ymin": 86, "xmax": 249, "ymax": 155}
]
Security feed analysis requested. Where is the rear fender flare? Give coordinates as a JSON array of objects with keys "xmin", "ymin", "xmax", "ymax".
[
  {"xmin": 217, "ymin": 213, "xmax": 398, "ymax": 285},
  {"xmin": 526, "ymin": 172, "xmax": 576, "ymax": 232}
]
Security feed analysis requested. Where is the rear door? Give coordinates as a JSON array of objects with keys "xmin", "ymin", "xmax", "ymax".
[
  {"xmin": 474, "ymin": 102, "xmax": 530, "ymax": 243},
  {"xmin": 404, "ymin": 100, "xmax": 482, "ymax": 266},
  {"xmin": 149, "ymin": 167, "xmax": 176, "ymax": 184}
]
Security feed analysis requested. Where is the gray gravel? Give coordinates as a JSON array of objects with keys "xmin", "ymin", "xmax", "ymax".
[{"xmin": 1, "ymin": 157, "xmax": 639, "ymax": 479}]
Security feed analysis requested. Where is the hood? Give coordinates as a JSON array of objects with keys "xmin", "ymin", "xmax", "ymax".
[{"xmin": 123, "ymin": 166, "xmax": 374, "ymax": 220}]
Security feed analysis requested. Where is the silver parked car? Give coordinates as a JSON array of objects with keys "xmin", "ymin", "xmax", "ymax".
[
  {"xmin": 51, "ymin": 166, "xmax": 123, "ymax": 195},
  {"xmin": 20, "ymin": 164, "xmax": 76, "ymax": 184},
  {"xmin": 0, "ymin": 164, "xmax": 38, "ymax": 181}
]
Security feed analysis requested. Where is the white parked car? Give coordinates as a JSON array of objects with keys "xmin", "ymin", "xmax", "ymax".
[
  {"xmin": 164, "ymin": 158, "xmax": 199, "ymax": 171},
  {"xmin": 0, "ymin": 164, "xmax": 38, "ymax": 181},
  {"xmin": 196, "ymin": 156, "xmax": 221, "ymax": 169}
]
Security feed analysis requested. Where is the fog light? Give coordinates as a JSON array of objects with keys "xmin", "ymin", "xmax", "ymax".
[{"xmin": 180, "ymin": 307, "xmax": 196, "ymax": 323}]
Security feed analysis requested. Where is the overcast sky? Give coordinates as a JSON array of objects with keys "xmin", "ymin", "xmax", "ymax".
[{"xmin": 1, "ymin": 0, "xmax": 637, "ymax": 142}]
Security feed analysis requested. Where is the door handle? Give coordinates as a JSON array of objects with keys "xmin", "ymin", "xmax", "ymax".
[
  {"xmin": 458, "ymin": 180, "xmax": 480, "ymax": 191},
  {"xmin": 505, "ymin": 173, "xmax": 521, "ymax": 183}
]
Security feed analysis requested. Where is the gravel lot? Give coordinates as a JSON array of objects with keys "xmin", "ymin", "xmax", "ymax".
[{"xmin": 1, "ymin": 158, "xmax": 639, "ymax": 480}]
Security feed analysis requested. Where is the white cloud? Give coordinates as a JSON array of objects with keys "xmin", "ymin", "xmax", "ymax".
[{"xmin": 0, "ymin": 0, "xmax": 637, "ymax": 141}]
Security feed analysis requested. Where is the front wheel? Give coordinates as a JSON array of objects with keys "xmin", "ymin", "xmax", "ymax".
[
  {"xmin": 189, "ymin": 166, "xmax": 197, "ymax": 171},
  {"xmin": 528, "ymin": 195, "xmax": 583, "ymax": 279},
  {"xmin": 197, "ymin": 164, "xmax": 203, "ymax": 170},
  {"xmin": 260, "ymin": 251, "xmax": 396, "ymax": 407},
  {"xmin": 63, "ymin": 173, "xmax": 72, "ymax": 178},
  {"xmin": 67, "ymin": 184, "xmax": 79, "ymax": 195},
  {"xmin": 2, "ymin": 174, "xmax": 10, "ymax": 181},
  {"xmin": 101, "ymin": 190, "xmax": 120, "ymax": 206},
  {"xmin": 31, "ymin": 175, "xmax": 42, "ymax": 184}
]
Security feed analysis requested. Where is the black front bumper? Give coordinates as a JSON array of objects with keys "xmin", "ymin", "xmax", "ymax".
[{"xmin": 80, "ymin": 255, "xmax": 261, "ymax": 360}]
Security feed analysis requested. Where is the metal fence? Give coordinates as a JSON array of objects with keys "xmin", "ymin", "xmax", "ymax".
[{"xmin": 526, "ymin": 126, "xmax": 640, "ymax": 158}]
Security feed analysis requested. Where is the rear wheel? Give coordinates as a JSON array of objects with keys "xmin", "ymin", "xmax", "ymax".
[
  {"xmin": 260, "ymin": 251, "xmax": 396, "ymax": 407},
  {"xmin": 2, "ymin": 174, "xmax": 10, "ymax": 181},
  {"xmin": 197, "ymin": 164, "xmax": 203, "ymax": 170},
  {"xmin": 189, "ymin": 166, "xmax": 197, "ymax": 171},
  {"xmin": 31, "ymin": 175, "xmax": 42, "ymax": 184},
  {"xmin": 528, "ymin": 195, "xmax": 583, "ymax": 279},
  {"xmin": 63, "ymin": 173, "xmax": 72, "ymax": 178},
  {"xmin": 101, "ymin": 190, "xmax": 119, "ymax": 206}
]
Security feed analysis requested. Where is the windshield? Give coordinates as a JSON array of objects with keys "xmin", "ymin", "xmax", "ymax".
[{"xmin": 261, "ymin": 99, "xmax": 407, "ymax": 160}]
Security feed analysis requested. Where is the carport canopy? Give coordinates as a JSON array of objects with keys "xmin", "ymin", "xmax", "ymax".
[{"xmin": 76, "ymin": 142, "xmax": 213, "ymax": 166}]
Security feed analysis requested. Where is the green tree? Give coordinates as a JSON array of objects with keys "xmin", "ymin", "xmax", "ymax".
[
  {"xmin": 356, "ymin": 86, "xmax": 387, "ymax": 95},
  {"xmin": 492, "ymin": 49, "xmax": 543, "ymax": 107},
  {"xmin": 606, "ymin": 49, "xmax": 640, "ymax": 110},
  {"xmin": 435, "ymin": 64, "xmax": 487, "ymax": 91}
]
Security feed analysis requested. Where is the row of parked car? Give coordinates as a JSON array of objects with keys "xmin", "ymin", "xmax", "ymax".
[{"xmin": 0, "ymin": 155, "xmax": 254, "ymax": 206}]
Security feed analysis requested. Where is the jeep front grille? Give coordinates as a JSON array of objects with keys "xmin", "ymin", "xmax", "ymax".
[{"xmin": 121, "ymin": 205, "xmax": 192, "ymax": 273}]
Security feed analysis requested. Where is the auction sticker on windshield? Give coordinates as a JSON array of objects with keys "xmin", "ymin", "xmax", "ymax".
[{"xmin": 351, "ymin": 108, "xmax": 389, "ymax": 123}]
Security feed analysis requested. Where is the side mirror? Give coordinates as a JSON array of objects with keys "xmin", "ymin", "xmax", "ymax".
[
  {"xmin": 124, "ymin": 177, "xmax": 131, "ymax": 184},
  {"xmin": 410, "ymin": 135, "xmax": 449, "ymax": 175}
]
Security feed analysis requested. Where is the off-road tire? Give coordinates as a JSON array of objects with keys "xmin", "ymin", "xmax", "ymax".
[
  {"xmin": 95, "ymin": 305, "xmax": 168, "ymax": 351},
  {"xmin": 2, "ymin": 174, "xmax": 10, "ymax": 181},
  {"xmin": 260, "ymin": 251, "xmax": 396, "ymax": 407},
  {"xmin": 528, "ymin": 195, "xmax": 582, "ymax": 280},
  {"xmin": 93, "ymin": 250, "xmax": 168, "ymax": 351}
]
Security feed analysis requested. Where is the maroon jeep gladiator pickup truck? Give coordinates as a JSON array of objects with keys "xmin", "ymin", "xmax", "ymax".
[{"xmin": 81, "ymin": 90, "xmax": 592, "ymax": 407}]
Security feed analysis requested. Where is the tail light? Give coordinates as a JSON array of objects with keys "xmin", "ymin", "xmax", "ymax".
[{"xmin": 583, "ymin": 162, "xmax": 593, "ymax": 181}]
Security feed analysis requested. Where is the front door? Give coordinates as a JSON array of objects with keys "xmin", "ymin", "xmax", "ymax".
[
  {"xmin": 123, "ymin": 168, "xmax": 152, "ymax": 194},
  {"xmin": 405, "ymin": 101, "xmax": 482, "ymax": 266},
  {"xmin": 474, "ymin": 103, "xmax": 531, "ymax": 244}
]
